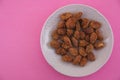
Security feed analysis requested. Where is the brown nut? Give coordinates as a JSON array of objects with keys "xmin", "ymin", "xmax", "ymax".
[
  {"xmin": 94, "ymin": 41, "xmax": 105, "ymax": 49},
  {"xmin": 79, "ymin": 40, "xmax": 88, "ymax": 47},
  {"xmin": 63, "ymin": 36, "xmax": 72, "ymax": 46},
  {"xmin": 90, "ymin": 32, "xmax": 97, "ymax": 44},
  {"xmin": 79, "ymin": 47, "xmax": 87, "ymax": 57},
  {"xmin": 95, "ymin": 29, "xmax": 103, "ymax": 40},
  {"xmin": 81, "ymin": 18, "xmax": 89, "ymax": 28},
  {"xmin": 73, "ymin": 12, "xmax": 83, "ymax": 20},
  {"xmin": 89, "ymin": 21, "xmax": 101, "ymax": 29},
  {"xmin": 67, "ymin": 29, "xmax": 74, "ymax": 37},
  {"xmin": 79, "ymin": 31, "xmax": 85, "ymax": 39},
  {"xmin": 80, "ymin": 57, "xmax": 87, "ymax": 66},
  {"xmin": 84, "ymin": 27, "xmax": 94, "ymax": 34},
  {"xmin": 76, "ymin": 21, "xmax": 81, "ymax": 31},
  {"xmin": 69, "ymin": 48, "xmax": 78, "ymax": 56},
  {"xmin": 50, "ymin": 40, "xmax": 60, "ymax": 49},
  {"xmin": 60, "ymin": 12, "xmax": 72, "ymax": 20},
  {"xmin": 71, "ymin": 37, "xmax": 78, "ymax": 47},
  {"xmin": 62, "ymin": 43, "xmax": 71, "ymax": 50},
  {"xmin": 66, "ymin": 18, "xmax": 76, "ymax": 29},
  {"xmin": 86, "ymin": 44, "xmax": 94, "ymax": 53},
  {"xmin": 57, "ymin": 20, "xmax": 65, "ymax": 28},
  {"xmin": 73, "ymin": 55, "xmax": 82, "ymax": 65},
  {"xmin": 74, "ymin": 31, "xmax": 80, "ymax": 40},
  {"xmin": 57, "ymin": 28, "xmax": 66, "ymax": 35},
  {"xmin": 51, "ymin": 30, "xmax": 60, "ymax": 40},
  {"xmin": 87, "ymin": 52, "xmax": 95, "ymax": 61},
  {"xmin": 85, "ymin": 34, "xmax": 90, "ymax": 42},
  {"xmin": 62, "ymin": 54, "xmax": 73, "ymax": 62},
  {"xmin": 56, "ymin": 48, "xmax": 67, "ymax": 55}
]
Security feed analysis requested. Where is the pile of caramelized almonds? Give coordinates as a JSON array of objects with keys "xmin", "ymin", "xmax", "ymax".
[{"xmin": 50, "ymin": 12, "xmax": 105, "ymax": 67}]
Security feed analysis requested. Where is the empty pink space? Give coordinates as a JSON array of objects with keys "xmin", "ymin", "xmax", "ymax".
[{"xmin": 0, "ymin": 0, "xmax": 120, "ymax": 80}]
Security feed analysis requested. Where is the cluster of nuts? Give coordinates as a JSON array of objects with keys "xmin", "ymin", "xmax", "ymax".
[{"xmin": 50, "ymin": 12, "xmax": 105, "ymax": 67}]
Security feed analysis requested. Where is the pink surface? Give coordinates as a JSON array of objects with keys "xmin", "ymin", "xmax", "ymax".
[{"xmin": 0, "ymin": 0, "xmax": 120, "ymax": 80}]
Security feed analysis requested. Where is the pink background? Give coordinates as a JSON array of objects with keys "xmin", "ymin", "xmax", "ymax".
[{"xmin": 0, "ymin": 0, "xmax": 120, "ymax": 80}]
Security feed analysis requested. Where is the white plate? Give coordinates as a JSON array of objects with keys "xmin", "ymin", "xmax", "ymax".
[{"xmin": 40, "ymin": 4, "xmax": 114, "ymax": 77}]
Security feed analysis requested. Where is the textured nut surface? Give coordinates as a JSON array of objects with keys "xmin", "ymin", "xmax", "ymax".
[
  {"xmin": 57, "ymin": 28, "xmax": 66, "ymax": 35},
  {"xmin": 73, "ymin": 12, "xmax": 83, "ymax": 20},
  {"xmin": 67, "ymin": 29, "xmax": 74, "ymax": 37},
  {"xmin": 90, "ymin": 21, "xmax": 101, "ymax": 29},
  {"xmin": 90, "ymin": 32, "xmax": 97, "ymax": 44},
  {"xmin": 56, "ymin": 48, "xmax": 67, "ymax": 55},
  {"xmin": 80, "ymin": 57, "xmax": 87, "ymax": 66},
  {"xmin": 52, "ymin": 30, "xmax": 59, "ymax": 40},
  {"xmin": 60, "ymin": 12, "xmax": 72, "ymax": 20},
  {"xmin": 79, "ymin": 47, "xmax": 87, "ymax": 57},
  {"xmin": 57, "ymin": 21, "xmax": 65, "ymax": 28},
  {"xmin": 66, "ymin": 18, "xmax": 76, "ymax": 29},
  {"xmin": 86, "ymin": 44, "xmax": 94, "ymax": 53},
  {"xmin": 87, "ymin": 52, "xmax": 96, "ymax": 61},
  {"xmin": 94, "ymin": 41, "xmax": 105, "ymax": 49},
  {"xmin": 50, "ymin": 40, "xmax": 60, "ymax": 49},
  {"xmin": 71, "ymin": 37, "xmax": 78, "ymax": 47},
  {"xmin": 69, "ymin": 48, "xmax": 78, "ymax": 56},
  {"xmin": 73, "ymin": 55, "xmax": 82, "ymax": 65},
  {"xmin": 62, "ymin": 55, "xmax": 73, "ymax": 62},
  {"xmin": 79, "ymin": 40, "xmax": 88, "ymax": 47},
  {"xmin": 81, "ymin": 18, "xmax": 89, "ymax": 28}
]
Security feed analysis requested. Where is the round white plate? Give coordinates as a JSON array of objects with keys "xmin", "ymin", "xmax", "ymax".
[{"xmin": 40, "ymin": 4, "xmax": 114, "ymax": 77}]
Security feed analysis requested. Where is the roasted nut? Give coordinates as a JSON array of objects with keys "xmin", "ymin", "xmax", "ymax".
[
  {"xmin": 95, "ymin": 29, "xmax": 103, "ymax": 40},
  {"xmin": 50, "ymin": 40, "xmax": 60, "ymax": 49},
  {"xmin": 51, "ymin": 30, "xmax": 59, "ymax": 40},
  {"xmin": 80, "ymin": 57, "xmax": 87, "ymax": 66},
  {"xmin": 63, "ymin": 36, "xmax": 72, "ymax": 46},
  {"xmin": 79, "ymin": 31, "xmax": 85, "ymax": 39},
  {"xmin": 73, "ymin": 12, "xmax": 83, "ymax": 20},
  {"xmin": 62, "ymin": 54, "xmax": 73, "ymax": 62},
  {"xmin": 62, "ymin": 43, "xmax": 71, "ymax": 50},
  {"xmin": 85, "ymin": 34, "xmax": 90, "ymax": 42},
  {"xmin": 86, "ymin": 44, "xmax": 94, "ymax": 53},
  {"xmin": 67, "ymin": 29, "xmax": 74, "ymax": 37},
  {"xmin": 66, "ymin": 18, "xmax": 76, "ymax": 29},
  {"xmin": 59, "ymin": 36, "xmax": 64, "ymax": 41},
  {"xmin": 89, "ymin": 21, "xmax": 101, "ymax": 29},
  {"xmin": 71, "ymin": 37, "xmax": 78, "ymax": 47},
  {"xmin": 79, "ymin": 47, "xmax": 87, "ymax": 56},
  {"xmin": 87, "ymin": 52, "xmax": 95, "ymax": 61},
  {"xmin": 90, "ymin": 32, "xmax": 97, "ymax": 44},
  {"xmin": 56, "ymin": 48, "xmax": 67, "ymax": 55},
  {"xmin": 57, "ymin": 28, "xmax": 66, "ymax": 35},
  {"xmin": 57, "ymin": 20, "xmax": 65, "ymax": 28},
  {"xmin": 74, "ymin": 31, "xmax": 80, "ymax": 40},
  {"xmin": 73, "ymin": 55, "xmax": 82, "ymax": 65},
  {"xmin": 79, "ymin": 40, "xmax": 88, "ymax": 47},
  {"xmin": 60, "ymin": 12, "xmax": 72, "ymax": 20},
  {"xmin": 94, "ymin": 41, "xmax": 105, "ymax": 49},
  {"xmin": 81, "ymin": 18, "xmax": 89, "ymax": 28},
  {"xmin": 84, "ymin": 27, "xmax": 94, "ymax": 34},
  {"xmin": 69, "ymin": 48, "xmax": 78, "ymax": 56},
  {"xmin": 76, "ymin": 21, "xmax": 81, "ymax": 31}
]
